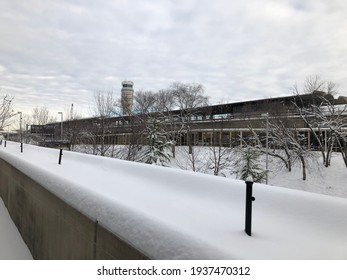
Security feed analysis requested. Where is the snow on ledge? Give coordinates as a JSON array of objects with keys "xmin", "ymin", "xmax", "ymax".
[{"xmin": 1, "ymin": 142, "xmax": 347, "ymax": 259}]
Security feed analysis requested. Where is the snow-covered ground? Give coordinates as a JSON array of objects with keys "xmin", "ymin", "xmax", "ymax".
[
  {"xmin": 0, "ymin": 198, "xmax": 33, "ymax": 259},
  {"xmin": 74, "ymin": 144, "xmax": 347, "ymax": 199},
  {"xmin": 269, "ymin": 153, "xmax": 347, "ymax": 199},
  {"xmin": 0, "ymin": 142, "xmax": 347, "ymax": 259},
  {"xmin": 171, "ymin": 146, "xmax": 347, "ymax": 199}
]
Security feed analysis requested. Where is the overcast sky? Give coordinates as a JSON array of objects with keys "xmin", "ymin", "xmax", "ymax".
[{"xmin": 1, "ymin": 0, "xmax": 347, "ymax": 118}]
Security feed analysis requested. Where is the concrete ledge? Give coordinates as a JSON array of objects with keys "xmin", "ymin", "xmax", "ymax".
[{"xmin": 0, "ymin": 158, "xmax": 148, "ymax": 260}]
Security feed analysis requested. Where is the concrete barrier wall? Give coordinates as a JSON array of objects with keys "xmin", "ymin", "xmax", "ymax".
[{"xmin": 0, "ymin": 158, "xmax": 148, "ymax": 260}]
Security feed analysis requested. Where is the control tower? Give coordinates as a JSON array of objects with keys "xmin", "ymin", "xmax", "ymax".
[{"xmin": 121, "ymin": 81, "xmax": 134, "ymax": 115}]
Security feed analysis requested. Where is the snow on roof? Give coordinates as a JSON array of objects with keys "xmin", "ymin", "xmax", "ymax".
[{"xmin": 1, "ymin": 142, "xmax": 347, "ymax": 259}]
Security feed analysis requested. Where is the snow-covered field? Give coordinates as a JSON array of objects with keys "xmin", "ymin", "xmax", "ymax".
[
  {"xmin": 269, "ymin": 153, "xmax": 347, "ymax": 199},
  {"xmin": 171, "ymin": 146, "xmax": 347, "ymax": 199},
  {"xmin": 75, "ymin": 144, "xmax": 347, "ymax": 199},
  {"xmin": 0, "ymin": 142, "xmax": 347, "ymax": 259}
]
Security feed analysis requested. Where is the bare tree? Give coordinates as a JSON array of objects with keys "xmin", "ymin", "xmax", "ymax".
[
  {"xmin": 155, "ymin": 89, "xmax": 177, "ymax": 157},
  {"xmin": 293, "ymin": 76, "xmax": 347, "ymax": 167},
  {"xmin": 249, "ymin": 125, "xmax": 292, "ymax": 172},
  {"xmin": 286, "ymin": 127, "xmax": 313, "ymax": 180},
  {"xmin": 173, "ymin": 145, "xmax": 207, "ymax": 173},
  {"xmin": 171, "ymin": 82, "xmax": 208, "ymax": 109},
  {"xmin": 130, "ymin": 84, "xmax": 209, "ymax": 158},
  {"xmin": 60, "ymin": 105, "xmax": 84, "ymax": 150},
  {"xmin": 208, "ymin": 143, "xmax": 232, "ymax": 176},
  {"xmin": 93, "ymin": 89, "xmax": 116, "ymax": 117},
  {"xmin": 249, "ymin": 118, "xmax": 316, "ymax": 180},
  {"xmin": 272, "ymin": 122, "xmax": 316, "ymax": 180},
  {"xmin": 155, "ymin": 89, "xmax": 175, "ymax": 112},
  {"xmin": 122, "ymin": 114, "xmax": 146, "ymax": 162},
  {"xmin": 170, "ymin": 82, "xmax": 209, "ymax": 154},
  {"xmin": 19, "ymin": 113, "xmax": 34, "ymax": 144},
  {"xmin": 92, "ymin": 89, "xmax": 117, "ymax": 156},
  {"xmin": 207, "ymin": 118, "xmax": 233, "ymax": 176},
  {"xmin": 31, "ymin": 106, "xmax": 55, "ymax": 125},
  {"xmin": 0, "ymin": 92, "xmax": 14, "ymax": 131},
  {"xmin": 308, "ymin": 90, "xmax": 347, "ymax": 167},
  {"xmin": 133, "ymin": 90, "xmax": 157, "ymax": 114},
  {"xmin": 268, "ymin": 120, "xmax": 293, "ymax": 172}
]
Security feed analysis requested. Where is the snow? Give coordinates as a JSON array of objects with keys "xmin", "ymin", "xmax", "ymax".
[
  {"xmin": 269, "ymin": 153, "xmax": 347, "ymax": 199},
  {"xmin": 1, "ymin": 141, "xmax": 347, "ymax": 259},
  {"xmin": 0, "ymin": 198, "xmax": 33, "ymax": 260},
  {"xmin": 171, "ymin": 146, "xmax": 347, "ymax": 199}
]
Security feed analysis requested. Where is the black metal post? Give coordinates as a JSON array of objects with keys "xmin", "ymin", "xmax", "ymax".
[
  {"xmin": 4, "ymin": 141, "xmax": 6, "ymax": 147},
  {"xmin": 58, "ymin": 149, "xmax": 63, "ymax": 165},
  {"xmin": 21, "ymin": 143, "xmax": 23, "ymax": 153},
  {"xmin": 245, "ymin": 177, "xmax": 255, "ymax": 236}
]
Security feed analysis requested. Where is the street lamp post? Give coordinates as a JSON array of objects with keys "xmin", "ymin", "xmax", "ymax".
[
  {"xmin": 14, "ymin": 111, "xmax": 23, "ymax": 152},
  {"xmin": 18, "ymin": 112, "xmax": 22, "ymax": 143},
  {"xmin": 261, "ymin": 112, "xmax": 269, "ymax": 184},
  {"xmin": 58, "ymin": 112, "xmax": 63, "ymax": 140}
]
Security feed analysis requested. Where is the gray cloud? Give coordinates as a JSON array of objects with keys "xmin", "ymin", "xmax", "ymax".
[{"xmin": 1, "ymin": 0, "xmax": 346, "ymax": 117}]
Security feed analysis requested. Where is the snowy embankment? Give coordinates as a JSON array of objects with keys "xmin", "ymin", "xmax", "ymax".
[
  {"xmin": 1, "ymin": 141, "xmax": 347, "ymax": 259},
  {"xmin": 0, "ymin": 199, "xmax": 33, "ymax": 259}
]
